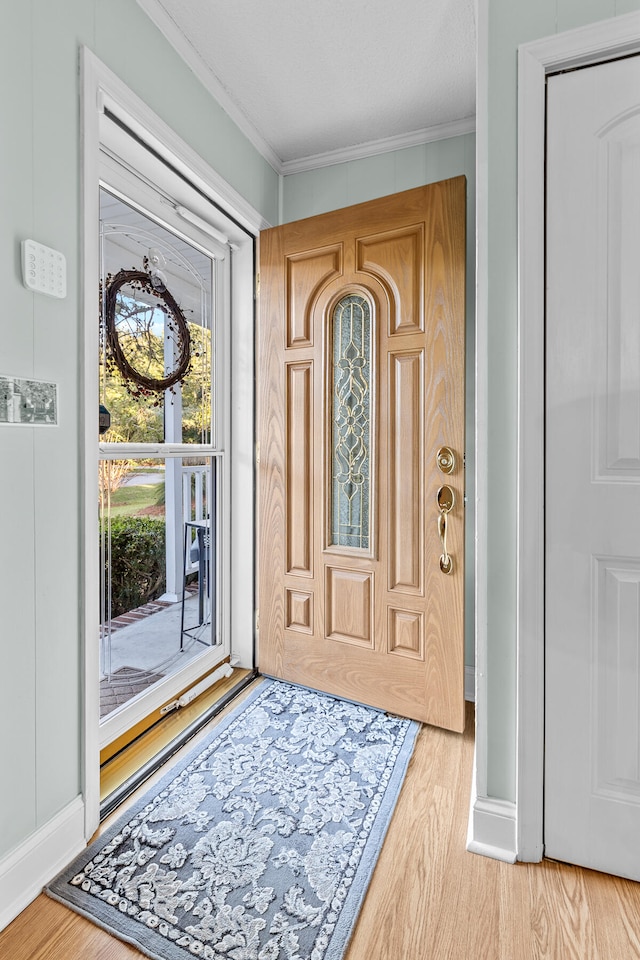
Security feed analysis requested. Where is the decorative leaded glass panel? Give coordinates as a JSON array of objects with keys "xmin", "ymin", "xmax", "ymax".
[{"xmin": 331, "ymin": 295, "xmax": 371, "ymax": 549}]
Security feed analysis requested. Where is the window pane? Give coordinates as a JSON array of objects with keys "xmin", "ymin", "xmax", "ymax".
[
  {"xmin": 99, "ymin": 456, "xmax": 218, "ymax": 721},
  {"xmin": 331, "ymin": 295, "xmax": 371, "ymax": 550},
  {"xmin": 99, "ymin": 188, "xmax": 214, "ymax": 445}
]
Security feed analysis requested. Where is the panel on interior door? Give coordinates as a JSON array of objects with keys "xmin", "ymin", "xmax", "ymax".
[
  {"xmin": 597, "ymin": 127, "xmax": 640, "ymax": 477},
  {"xmin": 594, "ymin": 557, "xmax": 640, "ymax": 801}
]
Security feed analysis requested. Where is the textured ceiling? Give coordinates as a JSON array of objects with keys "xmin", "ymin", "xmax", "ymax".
[{"xmin": 139, "ymin": 0, "xmax": 476, "ymax": 168}]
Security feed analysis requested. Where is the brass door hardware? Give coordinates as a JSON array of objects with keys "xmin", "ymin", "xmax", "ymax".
[
  {"xmin": 436, "ymin": 445, "xmax": 456, "ymax": 475},
  {"xmin": 437, "ymin": 484, "xmax": 455, "ymax": 575}
]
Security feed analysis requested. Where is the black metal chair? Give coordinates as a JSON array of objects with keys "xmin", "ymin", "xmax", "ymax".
[{"xmin": 180, "ymin": 519, "xmax": 214, "ymax": 649}]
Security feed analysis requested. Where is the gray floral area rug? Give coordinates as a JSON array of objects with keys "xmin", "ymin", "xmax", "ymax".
[{"xmin": 47, "ymin": 679, "xmax": 418, "ymax": 960}]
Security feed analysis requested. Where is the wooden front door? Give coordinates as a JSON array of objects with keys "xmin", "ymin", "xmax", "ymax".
[{"xmin": 258, "ymin": 179, "xmax": 465, "ymax": 730}]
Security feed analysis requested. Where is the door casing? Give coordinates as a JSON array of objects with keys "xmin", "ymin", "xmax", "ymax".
[
  {"xmin": 81, "ymin": 49, "xmax": 262, "ymax": 839},
  {"xmin": 509, "ymin": 12, "xmax": 640, "ymax": 864}
]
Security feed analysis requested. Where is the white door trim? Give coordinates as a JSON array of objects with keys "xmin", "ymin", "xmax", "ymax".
[
  {"xmin": 81, "ymin": 48, "xmax": 267, "ymax": 841},
  {"xmin": 516, "ymin": 11, "xmax": 640, "ymax": 862}
]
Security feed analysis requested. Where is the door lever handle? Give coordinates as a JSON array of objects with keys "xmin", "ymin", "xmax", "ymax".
[{"xmin": 437, "ymin": 485, "xmax": 455, "ymax": 575}]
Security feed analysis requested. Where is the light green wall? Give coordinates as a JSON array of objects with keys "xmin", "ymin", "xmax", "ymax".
[
  {"xmin": 484, "ymin": 0, "xmax": 640, "ymax": 801},
  {"xmin": 282, "ymin": 135, "xmax": 475, "ymax": 223},
  {"xmin": 282, "ymin": 134, "xmax": 477, "ymax": 672},
  {"xmin": 94, "ymin": 0, "xmax": 279, "ymax": 222},
  {"xmin": 0, "ymin": 0, "xmax": 278, "ymax": 861}
]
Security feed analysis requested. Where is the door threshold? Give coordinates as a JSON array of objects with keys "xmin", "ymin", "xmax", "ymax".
[{"xmin": 99, "ymin": 668, "xmax": 257, "ymax": 820}]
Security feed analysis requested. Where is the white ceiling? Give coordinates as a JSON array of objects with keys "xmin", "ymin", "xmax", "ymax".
[{"xmin": 137, "ymin": 0, "xmax": 476, "ymax": 173}]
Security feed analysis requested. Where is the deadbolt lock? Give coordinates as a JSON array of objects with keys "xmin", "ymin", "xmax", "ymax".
[{"xmin": 436, "ymin": 445, "xmax": 456, "ymax": 475}]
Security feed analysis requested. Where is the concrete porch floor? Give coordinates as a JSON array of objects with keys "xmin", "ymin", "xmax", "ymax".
[{"xmin": 100, "ymin": 593, "xmax": 214, "ymax": 719}]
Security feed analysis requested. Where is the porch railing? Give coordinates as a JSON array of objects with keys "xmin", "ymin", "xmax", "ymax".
[
  {"xmin": 182, "ymin": 465, "xmax": 210, "ymax": 575},
  {"xmin": 163, "ymin": 461, "xmax": 211, "ymax": 600}
]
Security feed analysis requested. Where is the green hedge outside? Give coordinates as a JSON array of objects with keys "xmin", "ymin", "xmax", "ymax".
[{"xmin": 103, "ymin": 515, "xmax": 166, "ymax": 617}]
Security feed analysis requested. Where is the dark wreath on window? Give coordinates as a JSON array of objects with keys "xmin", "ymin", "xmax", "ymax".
[{"xmin": 102, "ymin": 263, "xmax": 191, "ymax": 400}]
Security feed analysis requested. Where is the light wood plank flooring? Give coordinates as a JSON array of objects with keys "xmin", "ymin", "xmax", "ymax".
[{"xmin": 3, "ymin": 698, "xmax": 640, "ymax": 959}]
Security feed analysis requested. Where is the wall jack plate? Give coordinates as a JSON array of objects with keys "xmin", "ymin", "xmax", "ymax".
[{"xmin": 21, "ymin": 239, "xmax": 67, "ymax": 299}]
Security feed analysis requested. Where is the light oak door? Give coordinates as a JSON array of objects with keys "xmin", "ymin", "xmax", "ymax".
[
  {"xmin": 545, "ymin": 55, "xmax": 640, "ymax": 878},
  {"xmin": 258, "ymin": 179, "xmax": 465, "ymax": 729}
]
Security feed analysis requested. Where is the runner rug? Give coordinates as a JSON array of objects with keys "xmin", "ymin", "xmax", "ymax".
[{"xmin": 47, "ymin": 679, "xmax": 419, "ymax": 960}]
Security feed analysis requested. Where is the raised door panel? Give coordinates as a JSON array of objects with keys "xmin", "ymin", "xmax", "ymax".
[
  {"xmin": 594, "ymin": 558, "xmax": 640, "ymax": 801},
  {"xmin": 387, "ymin": 350, "xmax": 423, "ymax": 595},
  {"xmin": 598, "ymin": 127, "xmax": 640, "ymax": 477},
  {"xmin": 357, "ymin": 226, "xmax": 424, "ymax": 335},
  {"xmin": 388, "ymin": 607, "xmax": 424, "ymax": 661},
  {"xmin": 286, "ymin": 362, "xmax": 313, "ymax": 577},
  {"xmin": 285, "ymin": 589, "xmax": 313, "ymax": 635},
  {"xmin": 325, "ymin": 567, "xmax": 373, "ymax": 647},
  {"xmin": 286, "ymin": 247, "xmax": 342, "ymax": 348}
]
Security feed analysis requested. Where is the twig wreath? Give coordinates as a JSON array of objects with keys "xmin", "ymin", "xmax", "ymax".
[{"xmin": 102, "ymin": 263, "xmax": 191, "ymax": 399}]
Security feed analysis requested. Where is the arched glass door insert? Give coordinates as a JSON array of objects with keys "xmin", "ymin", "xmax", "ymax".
[{"xmin": 331, "ymin": 294, "xmax": 372, "ymax": 551}]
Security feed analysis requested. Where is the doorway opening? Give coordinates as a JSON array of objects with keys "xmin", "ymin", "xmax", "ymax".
[
  {"xmin": 83, "ymin": 51, "xmax": 261, "ymax": 832},
  {"xmin": 257, "ymin": 180, "xmax": 466, "ymax": 730},
  {"xmin": 514, "ymin": 14, "xmax": 640, "ymax": 865},
  {"xmin": 98, "ymin": 177, "xmax": 228, "ymax": 745}
]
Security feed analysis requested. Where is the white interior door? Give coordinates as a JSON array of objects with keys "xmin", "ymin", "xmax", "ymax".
[{"xmin": 545, "ymin": 54, "xmax": 640, "ymax": 878}]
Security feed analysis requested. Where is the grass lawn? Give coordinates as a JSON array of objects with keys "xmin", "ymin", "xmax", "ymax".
[{"xmin": 108, "ymin": 481, "xmax": 165, "ymax": 517}]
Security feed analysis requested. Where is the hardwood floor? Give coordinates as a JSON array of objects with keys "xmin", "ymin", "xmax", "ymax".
[{"xmin": 3, "ymin": 699, "xmax": 640, "ymax": 959}]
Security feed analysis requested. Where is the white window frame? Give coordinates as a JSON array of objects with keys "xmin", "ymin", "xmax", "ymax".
[
  {"xmin": 97, "ymin": 160, "xmax": 232, "ymax": 749},
  {"xmin": 81, "ymin": 48, "xmax": 268, "ymax": 839}
]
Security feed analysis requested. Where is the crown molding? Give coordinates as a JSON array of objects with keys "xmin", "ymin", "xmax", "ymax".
[
  {"xmin": 136, "ymin": 0, "xmax": 475, "ymax": 178},
  {"xmin": 136, "ymin": 0, "xmax": 283, "ymax": 174},
  {"xmin": 280, "ymin": 117, "xmax": 476, "ymax": 175}
]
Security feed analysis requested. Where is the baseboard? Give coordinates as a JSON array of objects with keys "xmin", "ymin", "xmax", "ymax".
[
  {"xmin": 466, "ymin": 792, "xmax": 517, "ymax": 863},
  {"xmin": 465, "ymin": 665, "xmax": 475, "ymax": 702},
  {"xmin": 0, "ymin": 795, "xmax": 86, "ymax": 931}
]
